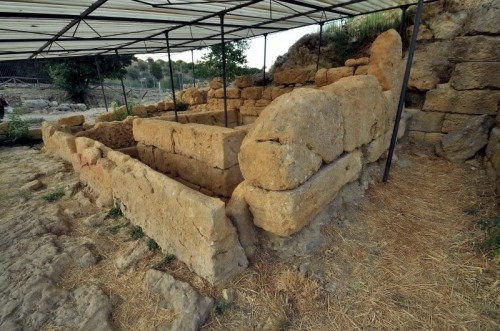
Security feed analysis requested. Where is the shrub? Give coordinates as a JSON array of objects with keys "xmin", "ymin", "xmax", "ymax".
[
  {"xmin": 175, "ymin": 101, "xmax": 189, "ymax": 112},
  {"xmin": 111, "ymin": 101, "xmax": 127, "ymax": 121},
  {"xmin": 106, "ymin": 205, "xmax": 123, "ymax": 219},
  {"xmin": 42, "ymin": 188, "xmax": 65, "ymax": 202},
  {"xmin": 6, "ymin": 109, "xmax": 29, "ymax": 143},
  {"xmin": 153, "ymin": 254, "xmax": 176, "ymax": 269},
  {"xmin": 130, "ymin": 226, "xmax": 144, "ymax": 240},
  {"xmin": 147, "ymin": 238, "xmax": 160, "ymax": 251}
]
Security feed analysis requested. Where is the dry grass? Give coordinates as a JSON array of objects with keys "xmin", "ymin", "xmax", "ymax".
[{"xmin": 202, "ymin": 147, "xmax": 499, "ymax": 330}]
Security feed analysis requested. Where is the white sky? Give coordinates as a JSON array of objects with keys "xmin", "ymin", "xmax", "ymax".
[{"xmin": 136, "ymin": 25, "xmax": 318, "ymax": 69}]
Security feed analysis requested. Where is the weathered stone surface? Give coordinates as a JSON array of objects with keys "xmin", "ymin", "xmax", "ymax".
[
  {"xmin": 273, "ymin": 68, "xmax": 309, "ymax": 85},
  {"xmin": 239, "ymin": 106, "xmax": 265, "ymax": 116},
  {"xmin": 486, "ymin": 127, "xmax": 500, "ymax": 193},
  {"xmin": 159, "ymin": 109, "xmax": 239, "ymax": 128},
  {"xmin": 424, "ymin": 132, "xmax": 444, "ymax": 145},
  {"xmin": 423, "ymin": 84, "xmax": 500, "ymax": 115},
  {"xmin": 58, "ymin": 115, "xmax": 84, "ymax": 127},
  {"xmin": 437, "ymin": 115, "xmax": 495, "ymax": 162},
  {"xmin": 464, "ymin": 1, "xmax": 500, "ymax": 35},
  {"xmin": 450, "ymin": 36, "xmax": 500, "ymax": 63},
  {"xmin": 42, "ymin": 122, "xmax": 77, "ymax": 163},
  {"xmin": 173, "ymin": 124, "xmax": 246, "ymax": 169},
  {"xmin": 450, "ymin": 62, "xmax": 500, "ymax": 90},
  {"xmin": 145, "ymin": 104, "xmax": 157, "ymax": 113},
  {"xmin": 115, "ymin": 240, "xmax": 151, "ymax": 272},
  {"xmin": 214, "ymin": 87, "xmax": 240, "ymax": 99},
  {"xmin": 112, "ymin": 157, "xmax": 248, "ymax": 283},
  {"xmin": 326, "ymin": 67, "xmax": 354, "ymax": 84},
  {"xmin": 226, "ymin": 182, "xmax": 258, "ymax": 259},
  {"xmin": 441, "ymin": 114, "xmax": 475, "ymax": 133},
  {"xmin": 409, "ymin": 41, "xmax": 452, "ymax": 91},
  {"xmin": 240, "ymin": 140, "xmax": 322, "ymax": 191},
  {"xmin": 354, "ymin": 65, "xmax": 368, "ymax": 75},
  {"xmin": 368, "ymin": 29, "xmax": 403, "ymax": 91},
  {"xmin": 207, "ymin": 98, "xmax": 243, "ymax": 110},
  {"xmin": 240, "ymin": 115, "xmax": 257, "ymax": 125},
  {"xmin": 408, "ymin": 24, "xmax": 434, "ymax": 41},
  {"xmin": 145, "ymin": 270, "xmax": 214, "ymax": 331},
  {"xmin": 243, "ymin": 99, "xmax": 256, "ymax": 106},
  {"xmin": 323, "ymin": 75, "xmax": 388, "ymax": 152},
  {"xmin": 234, "ymin": 75, "xmax": 254, "ymax": 88},
  {"xmin": 345, "ymin": 57, "xmax": 369, "ymax": 67},
  {"xmin": 261, "ymin": 87, "xmax": 272, "ymax": 100},
  {"xmin": 131, "ymin": 104, "xmax": 147, "ymax": 117},
  {"xmin": 364, "ymin": 130, "xmax": 391, "ymax": 163},
  {"xmin": 76, "ymin": 120, "xmax": 135, "ymax": 149},
  {"xmin": 427, "ymin": 10, "xmax": 467, "ymax": 40},
  {"xmin": 132, "ymin": 118, "xmax": 180, "ymax": 153},
  {"xmin": 209, "ymin": 77, "xmax": 223, "ymax": 89},
  {"xmin": 95, "ymin": 112, "xmax": 116, "ymax": 123},
  {"xmin": 255, "ymin": 99, "xmax": 270, "ymax": 107},
  {"xmin": 241, "ymin": 86, "xmax": 264, "ymax": 100},
  {"xmin": 245, "ymin": 150, "xmax": 362, "ymax": 236},
  {"xmin": 408, "ymin": 110, "xmax": 445, "ymax": 133},
  {"xmin": 271, "ymin": 86, "xmax": 293, "ymax": 100},
  {"xmin": 20, "ymin": 179, "xmax": 43, "ymax": 192},
  {"xmin": 315, "ymin": 68, "xmax": 328, "ymax": 87},
  {"xmin": 182, "ymin": 87, "xmax": 207, "ymax": 105}
]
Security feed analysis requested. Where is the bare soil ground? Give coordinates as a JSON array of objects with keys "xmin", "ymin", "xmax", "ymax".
[{"xmin": 0, "ymin": 143, "xmax": 498, "ymax": 330}]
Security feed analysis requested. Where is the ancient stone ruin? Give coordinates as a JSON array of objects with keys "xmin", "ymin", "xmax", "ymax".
[{"xmin": 41, "ymin": 29, "xmax": 414, "ymax": 284}]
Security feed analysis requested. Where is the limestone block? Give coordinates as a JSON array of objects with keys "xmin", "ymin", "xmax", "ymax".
[
  {"xmin": 239, "ymin": 140, "xmax": 322, "ymax": 191},
  {"xmin": 354, "ymin": 65, "xmax": 368, "ymax": 75},
  {"xmin": 464, "ymin": 1, "xmax": 500, "ymax": 35},
  {"xmin": 365, "ymin": 130, "xmax": 391, "ymax": 163},
  {"xmin": 450, "ymin": 62, "xmax": 500, "ymax": 90},
  {"xmin": 131, "ymin": 104, "xmax": 147, "ymax": 117},
  {"xmin": 408, "ymin": 130, "xmax": 425, "ymax": 143},
  {"xmin": 326, "ymin": 67, "xmax": 354, "ymax": 84},
  {"xmin": 182, "ymin": 87, "xmax": 207, "ymax": 105},
  {"xmin": 408, "ymin": 110, "xmax": 445, "ymax": 133},
  {"xmin": 111, "ymin": 157, "xmax": 248, "ymax": 284},
  {"xmin": 345, "ymin": 59, "xmax": 357, "ymax": 67},
  {"xmin": 245, "ymin": 150, "xmax": 362, "ymax": 237},
  {"xmin": 255, "ymin": 99, "xmax": 270, "ymax": 107},
  {"xmin": 209, "ymin": 77, "xmax": 223, "ymax": 90},
  {"xmin": 159, "ymin": 109, "xmax": 239, "ymax": 128},
  {"xmin": 271, "ymin": 86, "xmax": 293, "ymax": 100},
  {"xmin": 207, "ymin": 89, "xmax": 216, "ymax": 98},
  {"xmin": 226, "ymin": 182, "xmax": 258, "ymax": 259},
  {"xmin": 409, "ymin": 41, "xmax": 452, "ymax": 91},
  {"xmin": 145, "ymin": 104, "xmax": 157, "ymax": 113},
  {"xmin": 322, "ymin": 75, "xmax": 388, "ymax": 152},
  {"xmin": 207, "ymin": 98, "xmax": 242, "ymax": 110},
  {"xmin": 234, "ymin": 75, "xmax": 254, "ymax": 88},
  {"xmin": 41, "ymin": 122, "xmax": 76, "ymax": 163},
  {"xmin": 368, "ymin": 29, "xmax": 403, "ymax": 91},
  {"xmin": 450, "ymin": 36, "xmax": 500, "ymax": 63},
  {"xmin": 424, "ymin": 133, "xmax": 444, "ymax": 145},
  {"xmin": 240, "ymin": 115, "xmax": 257, "ymax": 125},
  {"xmin": 241, "ymin": 86, "xmax": 264, "ymax": 100},
  {"xmin": 76, "ymin": 121, "xmax": 135, "ymax": 149},
  {"xmin": 261, "ymin": 87, "xmax": 272, "ymax": 100},
  {"xmin": 173, "ymin": 124, "xmax": 246, "ymax": 169},
  {"xmin": 214, "ymin": 87, "xmax": 240, "ymax": 99},
  {"xmin": 132, "ymin": 118, "xmax": 181, "ymax": 153},
  {"xmin": 239, "ymin": 106, "xmax": 265, "ymax": 116},
  {"xmin": 423, "ymin": 84, "xmax": 500, "ymax": 115},
  {"xmin": 345, "ymin": 57, "xmax": 369, "ymax": 67},
  {"xmin": 95, "ymin": 112, "xmax": 116, "ymax": 123},
  {"xmin": 273, "ymin": 68, "xmax": 309, "ymax": 85},
  {"xmin": 58, "ymin": 115, "xmax": 85, "ymax": 127},
  {"xmin": 442, "ymin": 114, "xmax": 475, "ymax": 133},
  {"xmin": 437, "ymin": 115, "xmax": 495, "ymax": 162},
  {"xmin": 315, "ymin": 68, "xmax": 328, "ymax": 87},
  {"xmin": 243, "ymin": 99, "xmax": 256, "ymax": 106},
  {"xmin": 427, "ymin": 10, "xmax": 467, "ymax": 40}
]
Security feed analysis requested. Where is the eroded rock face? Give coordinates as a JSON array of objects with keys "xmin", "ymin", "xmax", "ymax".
[
  {"xmin": 409, "ymin": 41, "xmax": 452, "ymax": 91},
  {"xmin": 182, "ymin": 87, "xmax": 207, "ymax": 105},
  {"xmin": 239, "ymin": 88, "xmax": 344, "ymax": 191},
  {"xmin": 367, "ymin": 29, "xmax": 403, "ymax": 91},
  {"xmin": 437, "ymin": 115, "xmax": 495, "ymax": 162},
  {"xmin": 76, "ymin": 120, "xmax": 135, "ymax": 149},
  {"xmin": 450, "ymin": 62, "xmax": 500, "ymax": 90}
]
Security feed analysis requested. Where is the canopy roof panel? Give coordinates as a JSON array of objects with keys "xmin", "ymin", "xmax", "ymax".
[{"xmin": 0, "ymin": 0, "xmax": 433, "ymax": 62}]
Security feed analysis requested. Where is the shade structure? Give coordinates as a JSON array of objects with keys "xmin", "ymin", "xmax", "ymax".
[{"xmin": 0, "ymin": 0, "xmax": 435, "ymax": 62}]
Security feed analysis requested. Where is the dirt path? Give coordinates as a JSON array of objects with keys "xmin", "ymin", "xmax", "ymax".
[{"xmin": 0, "ymin": 144, "xmax": 498, "ymax": 330}]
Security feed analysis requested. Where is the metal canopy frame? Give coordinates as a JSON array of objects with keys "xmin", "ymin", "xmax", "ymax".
[{"xmin": 0, "ymin": 0, "xmax": 433, "ymax": 61}]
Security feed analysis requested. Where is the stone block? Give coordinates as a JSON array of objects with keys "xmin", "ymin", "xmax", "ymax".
[
  {"xmin": 442, "ymin": 114, "xmax": 475, "ymax": 133},
  {"xmin": 450, "ymin": 62, "xmax": 500, "ymax": 90},
  {"xmin": 214, "ymin": 87, "xmax": 240, "ymax": 99},
  {"xmin": 58, "ymin": 115, "xmax": 85, "ymax": 127},
  {"xmin": 132, "ymin": 118, "xmax": 181, "ymax": 153},
  {"xmin": 131, "ymin": 104, "xmax": 147, "ymax": 117},
  {"xmin": 271, "ymin": 86, "xmax": 293, "ymax": 100},
  {"xmin": 354, "ymin": 65, "xmax": 368, "ymax": 75},
  {"xmin": 245, "ymin": 150, "xmax": 362, "ymax": 237},
  {"xmin": 112, "ymin": 157, "xmax": 248, "ymax": 284},
  {"xmin": 182, "ymin": 87, "xmax": 207, "ymax": 105},
  {"xmin": 145, "ymin": 104, "xmax": 157, "ymax": 113},
  {"xmin": 273, "ymin": 68, "xmax": 310, "ymax": 85},
  {"xmin": 408, "ymin": 110, "xmax": 445, "ymax": 133},
  {"xmin": 326, "ymin": 67, "xmax": 354, "ymax": 84},
  {"xmin": 409, "ymin": 41, "xmax": 452, "ymax": 91},
  {"xmin": 173, "ymin": 123, "xmax": 246, "ymax": 169},
  {"xmin": 368, "ymin": 29, "xmax": 403, "ymax": 91},
  {"xmin": 315, "ymin": 68, "xmax": 328, "ymax": 87},
  {"xmin": 209, "ymin": 77, "xmax": 223, "ymax": 90},
  {"xmin": 95, "ymin": 112, "xmax": 116, "ymax": 123},
  {"xmin": 365, "ymin": 130, "xmax": 391, "ymax": 163},
  {"xmin": 234, "ymin": 75, "xmax": 254, "ymax": 88},
  {"xmin": 76, "ymin": 121, "xmax": 135, "ymax": 149},
  {"xmin": 239, "ymin": 106, "xmax": 265, "ymax": 116},
  {"xmin": 243, "ymin": 99, "xmax": 256, "ymax": 106},
  {"xmin": 41, "ymin": 122, "xmax": 77, "ymax": 163},
  {"xmin": 207, "ymin": 98, "xmax": 242, "ymax": 110},
  {"xmin": 261, "ymin": 87, "xmax": 272, "ymax": 100},
  {"xmin": 158, "ymin": 109, "xmax": 239, "ymax": 128},
  {"xmin": 423, "ymin": 84, "xmax": 500, "ymax": 115},
  {"xmin": 450, "ymin": 36, "xmax": 500, "ymax": 63},
  {"xmin": 255, "ymin": 99, "xmax": 270, "ymax": 107},
  {"xmin": 240, "ymin": 115, "xmax": 257, "ymax": 125},
  {"xmin": 241, "ymin": 86, "xmax": 263, "ymax": 100}
]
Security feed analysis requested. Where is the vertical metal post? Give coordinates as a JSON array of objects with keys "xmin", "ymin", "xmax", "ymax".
[
  {"xmin": 263, "ymin": 33, "xmax": 268, "ymax": 85},
  {"xmin": 115, "ymin": 49, "xmax": 129, "ymax": 114},
  {"xmin": 165, "ymin": 32, "xmax": 178, "ymax": 122},
  {"xmin": 316, "ymin": 22, "xmax": 324, "ymax": 71},
  {"xmin": 398, "ymin": 5, "xmax": 409, "ymax": 39},
  {"xmin": 220, "ymin": 13, "xmax": 228, "ymax": 128},
  {"xmin": 383, "ymin": 0, "xmax": 424, "ymax": 183},
  {"xmin": 94, "ymin": 57, "xmax": 108, "ymax": 112},
  {"xmin": 191, "ymin": 49, "xmax": 196, "ymax": 87}
]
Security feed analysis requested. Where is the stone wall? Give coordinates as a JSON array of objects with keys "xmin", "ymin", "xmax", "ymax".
[
  {"xmin": 133, "ymin": 118, "xmax": 245, "ymax": 198},
  {"xmin": 42, "ymin": 122, "xmax": 248, "ymax": 284}
]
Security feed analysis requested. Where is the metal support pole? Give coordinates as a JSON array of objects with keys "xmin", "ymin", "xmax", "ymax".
[
  {"xmin": 165, "ymin": 32, "xmax": 178, "ymax": 122},
  {"xmin": 94, "ymin": 57, "xmax": 108, "ymax": 112},
  {"xmin": 316, "ymin": 22, "xmax": 324, "ymax": 71},
  {"xmin": 398, "ymin": 5, "xmax": 409, "ymax": 40},
  {"xmin": 191, "ymin": 49, "xmax": 196, "ymax": 87},
  {"xmin": 263, "ymin": 33, "xmax": 268, "ymax": 85},
  {"xmin": 383, "ymin": 0, "xmax": 424, "ymax": 183},
  {"xmin": 115, "ymin": 49, "xmax": 129, "ymax": 114},
  {"xmin": 220, "ymin": 13, "xmax": 228, "ymax": 128}
]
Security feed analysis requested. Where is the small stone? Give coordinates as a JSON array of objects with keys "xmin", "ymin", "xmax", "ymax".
[
  {"xmin": 324, "ymin": 282, "xmax": 337, "ymax": 293},
  {"xmin": 20, "ymin": 180, "xmax": 43, "ymax": 192},
  {"xmin": 83, "ymin": 212, "xmax": 107, "ymax": 227},
  {"xmin": 222, "ymin": 288, "xmax": 235, "ymax": 304},
  {"xmin": 298, "ymin": 263, "xmax": 311, "ymax": 276}
]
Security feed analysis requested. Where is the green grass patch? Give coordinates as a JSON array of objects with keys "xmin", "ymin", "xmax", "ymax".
[
  {"xmin": 42, "ymin": 188, "xmax": 65, "ymax": 202},
  {"xmin": 106, "ymin": 206, "xmax": 123, "ymax": 219},
  {"xmin": 475, "ymin": 216, "xmax": 500, "ymax": 257},
  {"xmin": 130, "ymin": 226, "xmax": 144, "ymax": 240},
  {"xmin": 153, "ymin": 254, "xmax": 176, "ymax": 270},
  {"xmin": 147, "ymin": 238, "xmax": 160, "ymax": 251},
  {"xmin": 215, "ymin": 300, "xmax": 229, "ymax": 315}
]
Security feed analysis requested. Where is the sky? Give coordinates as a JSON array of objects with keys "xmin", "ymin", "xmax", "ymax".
[{"xmin": 136, "ymin": 25, "xmax": 318, "ymax": 70}]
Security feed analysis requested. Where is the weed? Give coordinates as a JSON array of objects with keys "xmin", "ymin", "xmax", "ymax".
[
  {"xmin": 5, "ymin": 109, "xmax": 29, "ymax": 143},
  {"xmin": 42, "ymin": 188, "xmax": 65, "ymax": 202},
  {"xmin": 147, "ymin": 238, "xmax": 160, "ymax": 251},
  {"xmin": 215, "ymin": 300, "xmax": 229, "ymax": 315},
  {"xmin": 107, "ymin": 206, "xmax": 123, "ymax": 219},
  {"xmin": 111, "ymin": 101, "xmax": 128, "ymax": 121},
  {"xmin": 153, "ymin": 254, "xmax": 176, "ymax": 270},
  {"xmin": 475, "ymin": 217, "xmax": 500, "ymax": 257},
  {"xmin": 130, "ymin": 226, "xmax": 144, "ymax": 240}
]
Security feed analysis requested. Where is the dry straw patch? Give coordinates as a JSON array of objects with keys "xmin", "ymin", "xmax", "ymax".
[{"xmin": 202, "ymin": 148, "xmax": 499, "ymax": 330}]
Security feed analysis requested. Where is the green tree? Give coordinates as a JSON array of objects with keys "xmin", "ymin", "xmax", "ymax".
[
  {"xmin": 48, "ymin": 55, "xmax": 134, "ymax": 103},
  {"xmin": 149, "ymin": 60, "xmax": 164, "ymax": 81},
  {"xmin": 198, "ymin": 40, "xmax": 253, "ymax": 81}
]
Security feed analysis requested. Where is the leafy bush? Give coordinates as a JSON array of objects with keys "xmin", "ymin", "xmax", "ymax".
[
  {"xmin": 147, "ymin": 238, "xmax": 160, "ymax": 251},
  {"xmin": 42, "ymin": 188, "xmax": 65, "ymax": 202},
  {"xmin": 6, "ymin": 109, "xmax": 29, "ymax": 143},
  {"xmin": 111, "ymin": 101, "xmax": 127, "ymax": 121},
  {"xmin": 106, "ymin": 205, "xmax": 123, "ymax": 219},
  {"xmin": 130, "ymin": 226, "xmax": 145, "ymax": 240}
]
